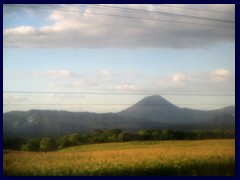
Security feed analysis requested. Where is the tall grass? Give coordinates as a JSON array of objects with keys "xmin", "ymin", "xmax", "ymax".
[{"xmin": 4, "ymin": 139, "xmax": 235, "ymax": 176}]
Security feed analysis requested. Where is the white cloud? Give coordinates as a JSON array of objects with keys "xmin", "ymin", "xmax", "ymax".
[
  {"xmin": 5, "ymin": 26, "xmax": 35, "ymax": 35},
  {"xmin": 3, "ymin": 4, "xmax": 234, "ymax": 49},
  {"xmin": 49, "ymin": 80, "xmax": 85, "ymax": 88},
  {"xmin": 32, "ymin": 70, "xmax": 74, "ymax": 78},
  {"xmin": 4, "ymin": 95, "xmax": 28, "ymax": 104},
  {"xmin": 116, "ymin": 83, "xmax": 140, "ymax": 91},
  {"xmin": 211, "ymin": 69, "xmax": 231, "ymax": 81},
  {"xmin": 212, "ymin": 69, "xmax": 230, "ymax": 77},
  {"xmin": 153, "ymin": 69, "xmax": 234, "ymax": 94},
  {"xmin": 101, "ymin": 69, "xmax": 111, "ymax": 78},
  {"xmin": 171, "ymin": 72, "xmax": 185, "ymax": 85},
  {"xmin": 73, "ymin": 80, "xmax": 85, "ymax": 87},
  {"xmin": 40, "ymin": 68, "xmax": 234, "ymax": 96}
]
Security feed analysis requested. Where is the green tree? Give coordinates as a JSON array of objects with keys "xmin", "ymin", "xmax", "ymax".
[
  {"xmin": 105, "ymin": 129, "xmax": 122, "ymax": 142},
  {"xmin": 20, "ymin": 138, "xmax": 40, "ymax": 151},
  {"xmin": 138, "ymin": 129, "xmax": 152, "ymax": 140},
  {"xmin": 68, "ymin": 133, "xmax": 81, "ymax": 146},
  {"xmin": 151, "ymin": 130, "xmax": 162, "ymax": 140},
  {"xmin": 161, "ymin": 129, "xmax": 173, "ymax": 140},
  {"xmin": 39, "ymin": 138, "xmax": 57, "ymax": 151},
  {"xmin": 118, "ymin": 132, "xmax": 133, "ymax": 142},
  {"xmin": 56, "ymin": 135, "xmax": 71, "ymax": 148},
  {"xmin": 88, "ymin": 129, "xmax": 105, "ymax": 143}
]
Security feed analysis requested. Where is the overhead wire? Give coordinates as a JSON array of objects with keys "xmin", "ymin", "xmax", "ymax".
[
  {"xmin": 156, "ymin": 4, "xmax": 235, "ymax": 15},
  {"xmin": 4, "ymin": 4, "xmax": 234, "ymax": 29},
  {"xmin": 3, "ymin": 91, "xmax": 234, "ymax": 108},
  {"xmin": 82, "ymin": 4, "xmax": 234, "ymax": 23},
  {"xmin": 3, "ymin": 91, "xmax": 235, "ymax": 96},
  {"xmin": 3, "ymin": 4, "xmax": 235, "ymax": 109},
  {"xmin": 3, "ymin": 103, "xmax": 234, "ymax": 106}
]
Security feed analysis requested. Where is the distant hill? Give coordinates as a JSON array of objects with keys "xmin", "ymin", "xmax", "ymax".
[
  {"xmin": 3, "ymin": 110, "xmax": 170, "ymax": 137},
  {"xmin": 197, "ymin": 113, "xmax": 235, "ymax": 130},
  {"xmin": 119, "ymin": 95, "xmax": 235, "ymax": 123},
  {"xmin": 3, "ymin": 95, "xmax": 235, "ymax": 137}
]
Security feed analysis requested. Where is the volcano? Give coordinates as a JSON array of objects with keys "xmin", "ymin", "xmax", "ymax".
[
  {"xmin": 3, "ymin": 95, "xmax": 235, "ymax": 137},
  {"xmin": 118, "ymin": 95, "xmax": 234, "ymax": 123}
]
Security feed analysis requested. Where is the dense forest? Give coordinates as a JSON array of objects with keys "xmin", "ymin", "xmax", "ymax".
[{"xmin": 4, "ymin": 129, "xmax": 235, "ymax": 152}]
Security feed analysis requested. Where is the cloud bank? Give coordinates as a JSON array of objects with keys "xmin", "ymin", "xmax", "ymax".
[
  {"xmin": 3, "ymin": 4, "xmax": 235, "ymax": 49},
  {"xmin": 32, "ymin": 70, "xmax": 75, "ymax": 78},
  {"xmin": 31, "ymin": 68, "xmax": 234, "ymax": 95}
]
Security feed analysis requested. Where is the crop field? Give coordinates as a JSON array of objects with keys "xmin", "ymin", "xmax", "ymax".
[{"xmin": 3, "ymin": 139, "xmax": 235, "ymax": 176}]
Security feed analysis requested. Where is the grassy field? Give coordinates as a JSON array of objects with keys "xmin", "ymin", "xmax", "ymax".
[{"xmin": 3, "ymin": 139, "xmax": 235, "ymax": 176}]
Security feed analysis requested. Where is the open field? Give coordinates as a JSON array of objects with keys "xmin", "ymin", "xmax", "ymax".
[{"xmin": 3, "ymin": 139, "xmax": 235, "ymax": 176}]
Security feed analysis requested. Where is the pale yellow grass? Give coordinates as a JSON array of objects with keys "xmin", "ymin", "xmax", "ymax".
[{"xmin": 4, "ymin": 139, "xmax": 235, "ymax": 176}]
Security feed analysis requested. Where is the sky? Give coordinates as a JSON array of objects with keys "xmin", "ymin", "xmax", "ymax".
[{"xmin": 3, "ymin": 4, "xmax": 235, "ymax": 113}]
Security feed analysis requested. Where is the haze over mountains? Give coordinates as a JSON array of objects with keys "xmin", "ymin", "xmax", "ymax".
[{"xmin": 3, "ymin": 95, "xmax": 235, "ymax": 137}]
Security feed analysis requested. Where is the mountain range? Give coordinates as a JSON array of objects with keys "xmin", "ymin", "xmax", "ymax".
[{"xmin": 3, "ymin": 95, "xmax": 235, "ymax": 137}]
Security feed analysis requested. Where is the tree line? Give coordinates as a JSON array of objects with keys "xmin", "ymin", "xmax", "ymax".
[{"xmin": 3, "ymin": 129, "xmax": 235, "ymax": 152}]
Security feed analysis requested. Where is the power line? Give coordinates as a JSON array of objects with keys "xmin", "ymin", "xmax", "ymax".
[
  {"xmin": 4, "ymin": 4, "xmax": 234, "ymax": 29},
  {"xmin": 159, "ymin": 4, "xmax": 235, "ymax": 15},
  {"xmin": 13, "ymin": 4, "xmax": 236, "ymax": 24},
  {"xmin": 3, "ymin": 103, "xmax": 234, "ymax": 106},
  {"xmin": 3, "ymin": 91, "xmax": 235, "ymax": 96},
  {"xmin": 84, "ymin": 4, "xmax": 234, "ymax": 23}
]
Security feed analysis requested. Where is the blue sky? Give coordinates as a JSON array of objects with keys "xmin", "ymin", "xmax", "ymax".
[{"xmin": 3, "ymin": 4, "xmax": 235, "ymax": 112}]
